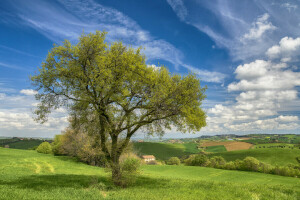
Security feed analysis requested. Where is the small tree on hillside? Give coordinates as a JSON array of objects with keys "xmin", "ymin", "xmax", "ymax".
[
  {"xmin": 31, "ymin": 31, "xmax": 206, "ymax": 186},
  {"xmin": 36, "ymin": 142, "xmax": 52, "ymax": 154}
]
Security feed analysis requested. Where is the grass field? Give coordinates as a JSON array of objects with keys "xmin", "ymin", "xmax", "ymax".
[
  {"xmin": 205, "ymin": 145, "xmax": 227, "ymax": 153},
  {"xmin": 211, "ymin": 148, "xmax": 300, "ymax": 166},
  {"xmin": 0, "ymin": 139, "xmax": 43, "ymax": 149},
  {"xmin": 133, "ymin": 142, "xmax": 200, "ymax": 160},
  {"xmin": 0, "ymin": 147, "xmax": 299, "ymax": 200}
]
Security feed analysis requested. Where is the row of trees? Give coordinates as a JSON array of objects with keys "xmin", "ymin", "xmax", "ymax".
[{"xmin": 183, "ymin": 154, "xmax": 300, "ymax": 178}]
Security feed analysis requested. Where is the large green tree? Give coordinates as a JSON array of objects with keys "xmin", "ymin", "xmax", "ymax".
[{"xmin": 31, "ymin": 31, "xmax": 206, "ymax": 185}]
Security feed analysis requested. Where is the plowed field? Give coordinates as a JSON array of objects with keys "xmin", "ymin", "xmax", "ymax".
[{"xmin": 201, "ymin": 141, "xmax": 253, "ymax": 151}]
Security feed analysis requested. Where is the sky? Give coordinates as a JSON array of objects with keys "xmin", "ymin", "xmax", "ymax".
[{"xmin": 0, "ymin": 0, "xmax": 300, "ymax": 138}]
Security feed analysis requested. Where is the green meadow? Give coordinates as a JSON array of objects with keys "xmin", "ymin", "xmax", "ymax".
[
  {"xmin": 211, "ymin": 148, "xmax": 300, "ymax": 166},
  {"xmin": 205, "ymin": 145, "xmax": 227, "ymax": 153},
  {"xmin": 0, "ymin": 147, "xmax": 300, "ymax": 200},
  {"xmin": 133, "ymin": 142, "xmax": 200, "ymax": 160}
]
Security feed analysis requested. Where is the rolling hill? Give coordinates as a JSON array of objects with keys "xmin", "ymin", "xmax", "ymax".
[{"xmin": 0, "ymin": 147, "xmax": 299, "ymax": 199}]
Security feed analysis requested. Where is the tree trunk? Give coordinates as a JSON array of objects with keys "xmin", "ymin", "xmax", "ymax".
[{"xmin": 111, "ymin": 160, "xmax": 122, "ymax": 186}]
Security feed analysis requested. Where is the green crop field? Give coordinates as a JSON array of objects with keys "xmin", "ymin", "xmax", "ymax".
[
  {"xmin": 0, "ymin": 147, "xmax": 299, "ymax": 200},
  {"xmin": 205, "ymin": 145, "xmax": 227, "ymax": 153},
  {"xmin": 133, "ymin": 142, "xmax": 200, "ymax": 160},
  {"xmin": 211, "ymin": 148, "xmax": 300, "ymax": 166},
  {"xmin": 7, "ymin": 140, "xmax": 43, "ymax": 149}
]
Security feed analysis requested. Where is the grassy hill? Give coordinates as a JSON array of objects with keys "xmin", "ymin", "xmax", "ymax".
[
  {"xmin": 211, "ymin": 148, "xmax": 300, "ymax": 166},
  {"xmin": 0, "ymin": 139, "xmax": 43, "ymax": 149},
  {"xmin": 0, "ymin": 147, "xmax": 300, "ymax": 199},
  {"xmin": 133, "ymin": 142, "xmax": 200, "ymax": 160}
]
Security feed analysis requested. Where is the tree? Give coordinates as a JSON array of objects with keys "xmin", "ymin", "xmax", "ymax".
[
  {"xmin": 31, "ymin": 31, "xmax": 206, "ymax": 185},
  {"xmin": 36, "ymin": 142, "xmax": 52, "ymax": 154},
  {"xmin": 167, "ymin": 157, "xmax": 181, "ymax": 165}
]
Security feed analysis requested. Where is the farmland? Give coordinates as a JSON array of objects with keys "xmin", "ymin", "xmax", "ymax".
[
  {"xmin": 200, "ymin": 141, "xmax": 253, "ymax": 151},
  {"xmin": 133, "ymin": 142, "xmax": 200, "ymax": 160},
  {"xmin": 0, "ymin": 138, "xmax": 44, "ymax": 150},
  {"xmin": 0, "ymin": 148, "xmax": 299, "ymax": 200},
  {"xmin": 211, "ymin": 148, "xmax": 300, "ymax": 166}
]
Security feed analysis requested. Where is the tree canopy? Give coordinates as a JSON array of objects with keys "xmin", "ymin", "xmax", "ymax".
[{"xmin": 31, "ymin": 31, "xmax": 206, "ymax": 185}]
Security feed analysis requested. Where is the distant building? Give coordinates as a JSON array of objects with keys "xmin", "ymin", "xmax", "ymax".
[
  {"xmin": 142, "ymin": 155, "xmax": 156, "ymax": 162},
  {"xmin": 4, "ymin": 145, "xmax": 9, "ymax": 148},
  {"xmin": 138, "ymin": 140, "xmax": 144, "ymax": 143}
]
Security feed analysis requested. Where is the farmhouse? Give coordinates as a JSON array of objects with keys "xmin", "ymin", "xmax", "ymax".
[{"xmin": 142, "ymin": 155, "xmax": 156, "ymax": 162}]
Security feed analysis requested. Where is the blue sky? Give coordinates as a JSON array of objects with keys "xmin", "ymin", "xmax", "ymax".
[{"xmin": 0, "ymin": 0, "xmax": 300, "ymax": 138}]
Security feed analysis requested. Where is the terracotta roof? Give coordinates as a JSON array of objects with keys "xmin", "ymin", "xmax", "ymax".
[{"xmin": 142, "ymin": 155, "xmax": 155, "ymax": 159}]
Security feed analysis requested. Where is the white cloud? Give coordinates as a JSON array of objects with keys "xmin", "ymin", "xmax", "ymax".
[
  {"xmin": 266, "ymin": 37, "xmax": 300, "ymax": 59},
  {"xmin": 281, "ymin": 3, "xmax": 298, "ymax": 12},
  {"xmin": 166, "ymin": 0, "xmax": 187, "ymax": 21},
  {"xmin": 228, "ymin": 59, "xmax": 300, "ymax": 91},
  {"xmin": 205, "ymin": 52, "xmax": 300, "ymax": 133},
  {"xmin": 183, "ymin": 64, "xmax": 226, "ymax": 83},
  {"xmin": 242, "ymin": 14, "xmax": 276, "ymax": 41},
  {"xmin": 20, "ymin": 89, "xmax": 38, "ymax": 96}
]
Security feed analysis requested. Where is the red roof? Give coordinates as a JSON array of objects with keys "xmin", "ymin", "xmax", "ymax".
[{"xmin": 142, "ymin": 155, "xmax": 155, "ymax": 159}]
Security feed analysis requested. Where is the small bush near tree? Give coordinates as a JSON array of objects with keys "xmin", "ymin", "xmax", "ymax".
[
  {"xmin": 117, "ymin": 153, "xmax": 141, "ymax": 187},
  {"xmin": 241, "ymin": 157, "xmax": 260, "ymax": 171},
  {"xmin": 209, "ymin": 156, "xmax": 226, "ymax": 168},
  {"xmin": 167, "ymin": 157, "xmax": 181, "ymax": 165},
  {"xmin": 185, "ymin": 154, "xmax": 209, "ymax": 166},
  {"xmin": 36, "ymin": 142, "xmax": 52, "ymax": 154}
]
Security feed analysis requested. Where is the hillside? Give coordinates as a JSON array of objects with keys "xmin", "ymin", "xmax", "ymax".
[
  {"xmin": 133, "ymin": 142, "xmax": 200, "ymax": 160},
  {"xmin": 211, "ymin": 148, "xmax": 300, "ymax": 166},
  {"xmin": 0, "ymin": 148, "xmax": 299, "ymax": 199}
]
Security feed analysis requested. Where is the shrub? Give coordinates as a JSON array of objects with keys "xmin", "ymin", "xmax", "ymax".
[
  {"xmin": 224, "ymin": 161, "xmax": 236, "ymax": 170},
  {"xmin": 167, "ymin": 157, "xmax": 181, "ymax": 165},
  {"xmin": 147, "ymin": 160, "xmax": 158, "ymax": 165},
  {"xmin": 118, "ymin": 153, "xmax": 141, "ymax": 187},
  {"xmin": 259, "ymin": 162, "xmax": 273, "ymax": 174},
  {"xmin": 209, "ymin": 156, "xmax": 226, "ymax": 168},
  {"xmin": 185, "ymin": 154, "xmax": 209, "ymax": 166},
  {"xmin": 241, "ymin": 157, "xmax": 260, "ymax": 171},
  {"xmin": 36, "ymin": 142, "xmax": 52, "ymax": 154},
  {"xmin": 296, "ymin": 156, "xmax": 300, "ymax": 164},
  {"xmin": 51, "ymin": 135, "xmax": 63, "ymax": 155}
]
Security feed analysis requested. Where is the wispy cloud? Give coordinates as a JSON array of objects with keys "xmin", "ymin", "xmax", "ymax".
[
  {"xmin": 6, "ymin": 0, "xmax": 224, "ymax": 83},
  {"xmin": 0, "ymin": 45, "xmax": 41, "ymax": 58}
]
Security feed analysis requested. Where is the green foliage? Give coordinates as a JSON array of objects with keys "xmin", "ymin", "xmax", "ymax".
[
  {"xmin": 185, "ymin": 154, "xmax": 209, "ymax": 166},
  {"xmin": 36, "ymin": 142, "xmax": 52, "ymax": 154},
  {"xmin": 1, "ymin": 148, "xmax": 300, "ymax": 200},
  {"xmin": 296, "ymin": 156, "xmax": 300, "ymax": 163},
  {"xmin": 51, "ymin": 135, "xmax": 63, "ymax": 155},
  {"xmin": 240, "ymin": 157, "xmax": 260, "ymax": 171},
  {"xmin": 31, "ymin": 31, "xmax": 206, "ymax": 185},
  {"xmin": 209, "ymin": 156, "xmax": 226, "ymax": 168},
  {"xmin": 167, "ymin": 157, "xmax": 181, "ymax": 165},
  {"xmin": 59, "ymin": 129, "xmax": 106, "ymax": 167}
]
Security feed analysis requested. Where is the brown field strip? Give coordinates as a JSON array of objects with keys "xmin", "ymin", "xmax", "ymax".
[{"xmin": 201, "ymin": 141, "xmax": 253, "ymax": 151}]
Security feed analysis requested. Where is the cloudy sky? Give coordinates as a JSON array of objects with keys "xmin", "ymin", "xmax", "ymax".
[{"xmin": 0, "ymin": 0, "xmax": 300, "ymax": 138}]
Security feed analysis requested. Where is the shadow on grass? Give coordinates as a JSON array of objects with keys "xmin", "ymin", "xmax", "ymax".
[{"xmin": 0, "ymin": 174, "xmax": 169, "ymax": 191}]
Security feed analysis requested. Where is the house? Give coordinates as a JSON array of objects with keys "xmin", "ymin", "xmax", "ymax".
[{"xmin": 142, "ymin": 155, "xmax": 156, "ymax": 162}]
